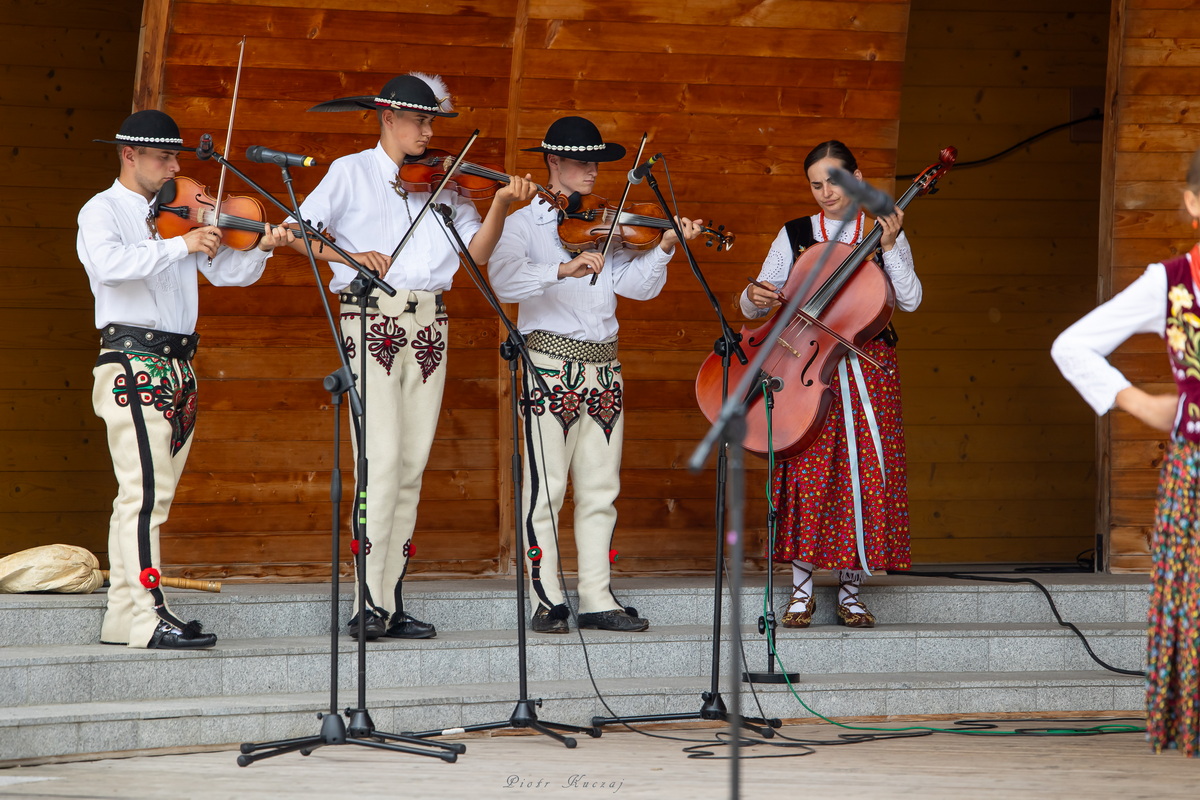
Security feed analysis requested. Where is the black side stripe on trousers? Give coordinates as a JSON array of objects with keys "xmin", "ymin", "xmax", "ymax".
[
  {"xmin": 521, "ymin": 368, "xmax": 554, "ymax": 611},
  {"xmin": 97, "ymin": 351, "xmax": 186, "ymax": 630}
]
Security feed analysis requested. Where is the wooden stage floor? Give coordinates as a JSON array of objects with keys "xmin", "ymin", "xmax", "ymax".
[{"xmin": 1, "ymin": 714, "xmax": 1198, "ymax": 799}]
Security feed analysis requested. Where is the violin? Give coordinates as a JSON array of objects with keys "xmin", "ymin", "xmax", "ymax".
[
  {"xmin": 153, "ymin": 176, "xmax": 268, "ymax": 251},
  {"xmin": 550, "ymin": 191, "xmax": 735, "ymax": 253},
  {"xmin": 398, "ymin": 149, "xmax": 545, "ymax": 200},
  {"xmin": 694, "ymin": 146, "xmax": 956, "ymax": 459}
]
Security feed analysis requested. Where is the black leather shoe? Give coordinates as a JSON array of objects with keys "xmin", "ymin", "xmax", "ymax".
[
  {"xmin": 384, "ymin": 612, "xmax": 437, "ymax": 639},
  {"xmin": 531, "ymin": 605, "xmax": 569, "ymax": 634},
  {"xmin": 577, "ymin": 609, "xmax": 649, "ymax": 632},
  {"xmin": 148, "ymin": 620, "xmax": 217, "ymax": 649},
  {"xmin": 347, "ymin": 609, "xmax": 387, "ymax": 641}
]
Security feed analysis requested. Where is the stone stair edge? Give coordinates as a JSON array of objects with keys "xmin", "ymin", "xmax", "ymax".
[
  {"xmin": 0, "ymin": 670, "xmax": 1144, "ymax": 727},
  {"xmin": 0, "ymin": 574, "xmax": 1152, "ymax": 610},
  {"xmin": 0, "ymin": 622, "xmax": 1150, "ymax": 665}
]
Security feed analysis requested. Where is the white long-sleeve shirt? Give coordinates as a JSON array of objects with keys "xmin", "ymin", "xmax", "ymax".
[
  {"xmin": 1051, "ymin": 261, "xmax": 1168, "ymax": 416},
  {"xmin": 77, "ymin": 179, "xmax": 271, "ymax": 333},
  {"xmin": 293, "ymin": 142, "xmax": 482, "ymax": 294},
  {"xmin": 488, "ymin": 195, "xmax": 673, "ymax": 341},
  {"xmin": 739, "ymin": 213, "xmax": 921, "ymax": 319}
]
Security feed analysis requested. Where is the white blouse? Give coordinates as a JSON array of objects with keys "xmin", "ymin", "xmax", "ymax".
[
  {"xmin": 294, "ymin": 143, "xmax": 482, "ymax": 294},
  {"xmin": 487, "ymin": 195, "xmax": 673, "ymax": 342},
  {"xmin": 1051, "ymin": 262, "xmax": 1168, "ymax": 416},
  {"xmin": 77, "ymin": 179, "xmax": 270, "ymax": 333},
  {"xmin": 738, "ymin": 213, "xmax": 921, "ymax": 319}
]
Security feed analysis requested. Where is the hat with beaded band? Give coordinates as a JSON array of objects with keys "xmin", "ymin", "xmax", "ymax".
[
  {"xmin": 93, "ymin": 109, "xmax": 191, "ymax": 151},
  {"xmin": 308, "ymin": 73, "xmax": 458, "ymax": 118},
  {"xmin": 522, "ymin": 116, "xmax": 626, "ymax": 163}
]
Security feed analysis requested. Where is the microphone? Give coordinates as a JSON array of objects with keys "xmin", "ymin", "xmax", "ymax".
[
  {"xmin": 433, "ymin": 203, "xmax": 456, "ymax": 221},
  {"xmin": 626, "ymin": 153, "xmax": 663, "ymax": 185},
  {"xmin": 245, "ymin": 145, "xmax": 317, "ymax": 168},
  {"xmin": 195, "ymin": 133, "xmax": 214, "ymax": 160},
  {"xmin": 826, "ymin": 167, "xmax": 896, "ymax": 217}
]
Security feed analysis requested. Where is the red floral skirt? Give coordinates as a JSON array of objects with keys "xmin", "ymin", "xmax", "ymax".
[{"xmin": 769, "ymin": 341, "xmax": 911, "ymax": 571}]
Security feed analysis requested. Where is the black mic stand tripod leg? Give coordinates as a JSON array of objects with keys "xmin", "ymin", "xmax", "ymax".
[
  {"xmin": 236, "ymin": 161, "xmax": 461, "ymax": 766},
  {"xmin": 590, "ymin": 169, "xmax": 777, "ymax": 736},
  {"xmin": 400, "ymin": 207, "xmax": 598, "ymax": 747}
]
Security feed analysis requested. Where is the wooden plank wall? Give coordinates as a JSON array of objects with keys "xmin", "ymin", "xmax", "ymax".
[
  {"xmin": 895, "ymin": 0, "xmax": 1111, "ymax": 565},
  {"xmin": 1102, "ymin": 0, "xmax": 1200, "ymax": 572},
  {"xmin": 135, "ymin": 0, "xmax": 912, "ymax": 581},
  {"xmin": 0, "ymin": 0, "xmax": 144, "ymax": 562},
  {"xmin": 8, "ymin": 0, "xmax": 1131, "ymax": 580}
]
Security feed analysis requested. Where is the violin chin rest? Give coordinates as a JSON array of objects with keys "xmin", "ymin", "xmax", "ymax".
[
  {"xmin": 564, "ymin": 191, "xmax": 583, "ymax": 214},
  {"xmin": 156, "ymin": 178, "xmax": 178, "ymax": 206}
]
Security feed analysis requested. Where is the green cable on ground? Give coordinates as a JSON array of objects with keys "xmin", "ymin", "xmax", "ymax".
[{"xmin": 753, "ymin": 390, "xmax": 1145, "ymax": 738}]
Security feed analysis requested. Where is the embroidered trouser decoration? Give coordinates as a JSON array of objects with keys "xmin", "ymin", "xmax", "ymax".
[
  {"xmin": 340, "ymin": 291, "xmax": 447, "ymax": 618},
  {"xmin": 93, "ymin": 350, "xmax": 196, "ymax": 648},
  {"xmin": 520, "ymin": 349, "xmax": 625, "ymax": 614},
  {"xmin": 837, "ymin": 353, "xmax": 886, "ymax": 578}
]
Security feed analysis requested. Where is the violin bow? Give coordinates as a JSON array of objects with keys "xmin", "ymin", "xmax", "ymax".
[
  {"xmin": 592, "ymin": 131, "xmax": 648, "ymax": 285},
  {"xmin": 209, "ymin": 35, "xmax": 246, "ymax": 260},
  {"xmin": 390, "ymin": 130, "xmax": 480, "ymax": 264}
]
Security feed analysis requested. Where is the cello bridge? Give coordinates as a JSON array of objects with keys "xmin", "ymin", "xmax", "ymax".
[{"xmin": 776, "ymin": 338, "xmax": 801, "ymax": 358}]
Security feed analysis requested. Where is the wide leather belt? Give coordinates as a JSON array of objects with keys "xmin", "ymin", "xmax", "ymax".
[
  {"xmin": 526, "ymin": 330, "xmax": 618, "ymax": 364},
  {"xmin": 338, "ymin": 292, "xmax": 445, "ymax": 314},
  {"xmin": 100, "ymin": 324, "xmax": 198, "ymax": 361}
]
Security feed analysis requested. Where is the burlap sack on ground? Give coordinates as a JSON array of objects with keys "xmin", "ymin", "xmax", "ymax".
[{"xmin": 0, "ymin": 544, "xmax": 104, "ymax": 593}]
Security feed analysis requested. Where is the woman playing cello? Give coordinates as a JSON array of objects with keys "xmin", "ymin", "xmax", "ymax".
[{"xmin": 741, "ymin": 140, "xmax": 922, "ymax": 629}]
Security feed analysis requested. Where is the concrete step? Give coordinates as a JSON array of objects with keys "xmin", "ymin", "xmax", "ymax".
[
  {"xmin": 0, "ymin": 573, "xmax": 1152, "ymax": 647},
  {"xmin": 0, "ymin": 622, "xmax": 1146, "ymax": 709},
  {"xmin": 0, "ymin": 670, "xmax": 1144, "ymax": 765}
]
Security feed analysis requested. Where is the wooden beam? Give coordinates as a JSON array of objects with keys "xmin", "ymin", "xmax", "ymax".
[
  {"xmin": 1095, "ymin": 0, "xmax": 1128, "ymax": 572},
  {"xmin": 134, "ymin": 0, "xmax": 173, "ymax": 110}
]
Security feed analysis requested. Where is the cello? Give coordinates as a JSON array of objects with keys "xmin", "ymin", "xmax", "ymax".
[{"xmin": 694, "ymin": 147, "xmax": 956, "ymax": 459}]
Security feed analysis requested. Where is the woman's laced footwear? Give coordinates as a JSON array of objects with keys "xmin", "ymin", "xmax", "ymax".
[
  {"xmin": 836, "ymin": 573, "xmax": 876, "ymax": 628},
  {"xmin": 781, "ymin": 561, "xmax": 815, "ymax": 628}
]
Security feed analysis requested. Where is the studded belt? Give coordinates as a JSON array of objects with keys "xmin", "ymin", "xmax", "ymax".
[
  {"xmin": 526, "ymin": 330, "xmax": 618, "ymax": 364},
  {"xmin": 338, "ymin": 292, "xmax": 444, "ymax": 313},
  {"xmin": 100, "ymin": 324, "xmax": 198, "ymax": 361}
]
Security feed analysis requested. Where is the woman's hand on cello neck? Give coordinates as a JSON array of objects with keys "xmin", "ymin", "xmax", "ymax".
[{"xmin": 877, "ymin": 205, "xmax": 904, "ymax": 252}]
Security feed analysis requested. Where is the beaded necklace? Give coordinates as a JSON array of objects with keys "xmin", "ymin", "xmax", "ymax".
[{"xmin": 819, "ymin": 210, "xmax": 863, "ymax": 244}]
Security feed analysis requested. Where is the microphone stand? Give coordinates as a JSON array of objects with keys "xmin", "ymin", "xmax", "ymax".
[
  {"xmin": 688, "ymin": 213, "xmax": 858, "ymax": 800},
  {"xmin": 590, "ymin": 164, "xmax": 785, "ymax": 734},
  {"xmin": 207, "ymin": 149, "xmax": 460, "ymax": 765},
  {"xmin": 402, "ymin": 203, "xmax": 600, "ymax": 747}
]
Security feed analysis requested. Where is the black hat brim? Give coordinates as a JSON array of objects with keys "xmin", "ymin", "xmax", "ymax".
[
  {"xmin": 521, "ymin": 143, "xmax": 626, "ymax": 163},
  {"xmin": 93, "ymin": 138, "xmax": 191, "ymax": 152},
  {"xmin": 307, "ymin": 96, "xmax": 458, "ymax": 117}
]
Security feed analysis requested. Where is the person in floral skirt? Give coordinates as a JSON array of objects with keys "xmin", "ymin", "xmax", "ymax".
[
  {"xmin": 741, "ymin": 141, "xmax": 921, "ymax": 629},
  {"xmin": 1053, "ymin": 149, "xmax": 1200, "ymax": 756}
]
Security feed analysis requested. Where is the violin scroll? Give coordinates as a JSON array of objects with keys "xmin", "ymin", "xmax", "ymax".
[{"xmin": 703, "ymin": 221, "xmax": 734, "ymax": 252}]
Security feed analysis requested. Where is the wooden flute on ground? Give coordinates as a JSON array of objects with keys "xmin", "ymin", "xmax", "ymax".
[{"xmin": 100, "ymin": 570, "xmax": 222, "ymax": 593}]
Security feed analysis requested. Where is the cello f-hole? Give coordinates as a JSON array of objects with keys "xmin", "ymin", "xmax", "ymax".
[{"xmin": 799, "ymin": 340, "xmax": 820, "ymax": 386}]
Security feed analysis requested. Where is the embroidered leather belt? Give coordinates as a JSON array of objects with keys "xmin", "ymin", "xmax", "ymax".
[
  {"xmin": 526, "ymin": 330, "xmax": 618, "ymax": 364},
  {"xmin": 100, "ymin": 324, "xmax": 198, "ymax": 361},
  {"xmin": 338, "ymin": 292, "xmax": 445, "ymax": 314}
]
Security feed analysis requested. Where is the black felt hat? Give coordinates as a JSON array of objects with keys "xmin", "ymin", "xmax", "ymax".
[
  {"xmin": 308, "ymin": 73, "xmax": 458, "ymax": 117},
  {"xmin": 522, "ymin": 116, "xmax": 626, "ymax": 162},
  {"xmin": 93, "ymin": 109, "xmax": 190, "ymax": 151}
]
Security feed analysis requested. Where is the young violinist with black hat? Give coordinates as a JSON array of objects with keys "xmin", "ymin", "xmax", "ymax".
[
  {"xmin": 488, "ymin": 116, "xmax": 703, "ymax": 633},
  {"xmin": 78, "ymin": 109, "xmax": 294, "ymax": 649},
  {"xmin": 292, "ymin": 73, "xmax": 536, "ymax": 641}
]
